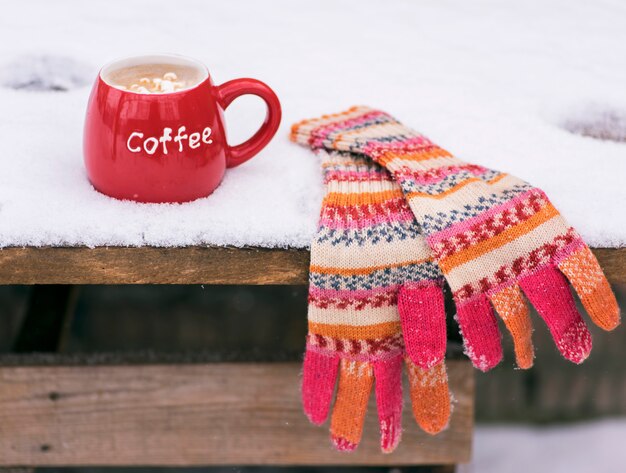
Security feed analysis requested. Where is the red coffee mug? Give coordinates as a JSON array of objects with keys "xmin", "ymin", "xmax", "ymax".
[{"xmin": 83, "ymin": 54, "xmax": 281, "ymax": 203}]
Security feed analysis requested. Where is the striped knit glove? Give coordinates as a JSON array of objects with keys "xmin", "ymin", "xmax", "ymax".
[
  {"xmin": 304, "ymin": 151, "xmax": 451, "ymax": 453},
  {"xmin": 293, "ymin": 107, "xmax": 620, "ymax": 372}
]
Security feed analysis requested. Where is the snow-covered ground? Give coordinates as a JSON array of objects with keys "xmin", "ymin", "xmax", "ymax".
[
  {"xmin": 464, "ymin": 419, "xmax": 626, "ymax": 473},
  {"xmin": 0, "ymin": 0, "xmax": 625, "ymax": 248}
]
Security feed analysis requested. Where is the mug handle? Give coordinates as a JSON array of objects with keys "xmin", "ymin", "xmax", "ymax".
[{"xmin": 216, "ymin": 78, "xmax": 282, "ymax": 168}]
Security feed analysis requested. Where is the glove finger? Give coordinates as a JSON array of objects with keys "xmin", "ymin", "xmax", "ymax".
[
  {"xmin": 330, "ymin": 359, "xmax": 374, "ymax": 452},
  {"xmin": 406, "ymin": 358, "xmax": 450, "ymax": 434},
  {"xmin": 519, "ymin": 266, "xmax": 592, "ymax": 364},
  {"xmin": 373, "ymin": 355, "xmax": 403, "ymax": 453},
  {"xmin": 302, "ymin": 349, "xmax": 339, "ymax": 425},
  {"xmin": 398, "ymin": 281, "xmax": 447, "ymax": 369},
  {"xmin": 455, "ymin": 294, "xmax": 502, "ymax": 371},
  {"xmin": 558, "ymin": 245, "xmax": 620, "ymax": 331},
  {"xmin": 490, "ymin": 285, "xmax": 534, "ymax": 369}
]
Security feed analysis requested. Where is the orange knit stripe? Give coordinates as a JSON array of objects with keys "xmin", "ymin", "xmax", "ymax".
[
  {"xmin": 486, "ymin": 173, "xmax": 508, "ymax": 185},
  {"xmin": 308, "ymin": 321, "xmax": 401, "ymax": 339},
  {"xmin": 377, "ymin": 148, "xmax": 452, "ymax": 166},
  {"xmin": 438, "ymin": 203, "xmax": 560, "ymax": 272},
  {"xmin": 324, "ymin": 189, "xmax": 404, "ymax": 205},
  {"xmin": 310, "ymin": 258, "xmax": 429, "ymax": 276}
]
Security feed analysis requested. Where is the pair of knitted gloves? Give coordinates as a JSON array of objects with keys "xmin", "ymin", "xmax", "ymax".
[{"xmin": 290, "ymin": 107, "xmax": 620, "ymax": 453}]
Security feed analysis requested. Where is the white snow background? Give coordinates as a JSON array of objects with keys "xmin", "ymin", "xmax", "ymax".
[
  {"xmin": 0, "ymin": 0, "xmax": 625, "ymax": 248},
  {"xmin": 464, "ymin": 419, "xmax": 626, "ymax": 473}
]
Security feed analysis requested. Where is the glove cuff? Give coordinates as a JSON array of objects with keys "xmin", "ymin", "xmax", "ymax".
[{"xmin": 291, "ymin": 106, "xmax": 455, "ymax": 173}]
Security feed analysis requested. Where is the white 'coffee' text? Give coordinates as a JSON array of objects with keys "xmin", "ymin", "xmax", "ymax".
[{"xmin": 127, "ymin": 126, "xmax": 213, "ymax": 155}]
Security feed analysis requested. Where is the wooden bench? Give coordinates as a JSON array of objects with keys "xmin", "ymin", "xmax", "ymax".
[{"xmin": 0, "ymin": 246, "xmax": 623, "ymax": 470}]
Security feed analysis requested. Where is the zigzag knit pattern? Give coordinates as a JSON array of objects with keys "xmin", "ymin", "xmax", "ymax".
[
  {"xmin": 302, "ymin": 151, "xmax": 450, "ymax": 453},
  {"xmin": 292, "ymin": 107, "xmax": 620, "ymax": 372}
]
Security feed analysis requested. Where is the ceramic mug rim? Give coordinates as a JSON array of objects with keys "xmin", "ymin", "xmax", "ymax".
[{"xmin": 99, "ymin": 53, "xmax": 210, "ymax": 95}]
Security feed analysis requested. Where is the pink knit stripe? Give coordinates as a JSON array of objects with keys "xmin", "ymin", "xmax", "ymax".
[
  {"xmin": 322, "ymin": 195, "xmax": 411, "ymax": 215},
  {"xmin": 309, "ymin": 290, "xmax": 397, "ymax": 310},
  {"xmin": 309, "ymin": 286, "xmax": 397, "ymax": 298},
  {"xmin": 309, "ymin": 285, "xmax": 400, "ymax": 300},
  {"xmin": 394, "ymin": 163, "xmax": 489, "ymax": 185},
  {"xmin": 306, "ymin": 332, "xmax": 405, "ymax": 360},
  {"xmin": 302, "ymin": 350, "xmax": 340, "ymax": 425},
  {"xmin": 309, "ymin": 280, "xmax": 446, "ymax": 304},
  {"xmin": 306, "ymin": 343, "xmax": 404, "ymax": 363},
  {"xmin": 519, "ymin": 266, "xmax": 592, "ymax": 364},
  {"xmin": 324, "ymin": 169, "xmax": 389, "ymax": 183},
  {"xmin": 398, "ymin": 282, "xmax": 447, "ymax": 369},
  {"xmin": 363, "ymin": 136, "xmax": 435, "ymax": 158},
  {"xmin": 455, "ymin": 294, "xmax": 503, "ymax": 371},
  {"xmin": 319, "ymin": 209, "xmax": 415, "ymax": 229},
  {"xmin": 373, "ymin": 356, "xmax": 403, "ymax": 453},
  {"xmin": 427, "ymin": 188, "xmax": 543, "ymax": 246}
]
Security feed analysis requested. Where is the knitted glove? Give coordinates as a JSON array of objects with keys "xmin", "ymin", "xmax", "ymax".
[
  {"xmin": 304, "ymin": 150, "xmax": 451, "ymax": 453},
  {"xmin": 293, "ymin": 107, "xmax": 620, "ymax": 372}
]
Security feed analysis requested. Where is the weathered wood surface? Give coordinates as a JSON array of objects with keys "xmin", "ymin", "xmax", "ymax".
[
  {"xmin": 0, "ymin": 246, "xmax": 309, "ymax": 285},
  {"xmin": 0, "ymin": 361, "xmax": 473, "ymax": 466},
  {"xmin": 0, "ymin": 246, "xmax": 624, "ymax": 285}
]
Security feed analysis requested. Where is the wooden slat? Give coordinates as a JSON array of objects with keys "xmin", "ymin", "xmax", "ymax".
[
  {"xmin": 594, "ymin": 248, "xmax": 626, "ymax": 286},
  {"xmin": 0, "ymin": 361, "xmax": 473, "ymax": 466},
  {"xmin": 0, "ymin": 246, "xmax": 309, "ymax": 285},
  {"xmin": 0, "ymin": 246, "xmax": 624, "ymax": 285}
]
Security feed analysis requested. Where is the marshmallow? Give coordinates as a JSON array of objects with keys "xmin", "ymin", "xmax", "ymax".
[
  {"xmin": 160, "ymin": 80, "xmax": 175, "ymax": 92},
  {"xmin": 125, "ymin": 73, "xmax": 189, "ymax": 94}
]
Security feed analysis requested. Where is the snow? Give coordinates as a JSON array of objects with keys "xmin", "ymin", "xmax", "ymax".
[
  {"xmin": 0, "ymin": 0, "xmax": 625, "ymax": 248},
  {"xmin": 462, "ymin": 419, "xmax": 626, "ymax": 473}
]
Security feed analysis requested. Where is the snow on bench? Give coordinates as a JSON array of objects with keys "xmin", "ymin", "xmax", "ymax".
[{"xmin": 0, "ymin": 0, "xmax": 624, "ymax": 250}]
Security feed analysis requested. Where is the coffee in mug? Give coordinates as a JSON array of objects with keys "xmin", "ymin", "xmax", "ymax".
[{"xmin": 105, "ymin": 63, "xmax": 204, "ymax": 93}]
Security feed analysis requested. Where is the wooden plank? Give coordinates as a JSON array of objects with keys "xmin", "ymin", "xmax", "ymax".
[
  {"xmin": 594, "ymin": 248, "xmax": 626, "ymax": 286},
  {"xmin": 0, "ymin": 361, "xmax": 473, "ymax": 466},
  {"xmin": 0, "ymin": 246, "xmax": 309, "ymax": 285},
  {"xmin": 0, "ymin": 246, "xmax": 624, "ymax": 285}
]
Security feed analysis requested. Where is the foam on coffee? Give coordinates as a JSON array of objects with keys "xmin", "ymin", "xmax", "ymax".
[{"xmin": 105, "ymin": 63, "xmax": 204, "ymax": 94}]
